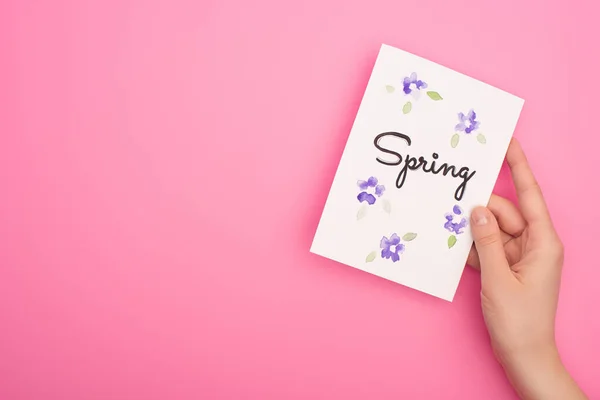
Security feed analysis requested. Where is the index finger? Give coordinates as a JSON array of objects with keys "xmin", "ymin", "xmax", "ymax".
[{"xmin": 505, "ymin": 139, "xmax": 551, "ymax": 226}]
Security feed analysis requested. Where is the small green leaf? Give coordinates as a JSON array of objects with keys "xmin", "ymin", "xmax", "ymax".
[
  {"xmin": 402, "ymin": 232, "xmax": 417, "ymax": 241},
  {"xmin": 477, "ymin": 133, "xmax": 487, "ymax": 144},
  {"xmin": 426, "ymin": 91, "xmax": 443, "ymax": 101},
  {"xmin": 451, "ymin": 133, "xmax": 460, "ymax": 148},
  {"xmin": 382, "ymin": 199, "xmax": 392, "ymax": 214},
  {"xmin": 448, "ymin": 235, "xmax": 457, "ymax": 249},
  {"xmin": 357, "ymin": 205, "xmax": 368, "ymax": 220},
  {"xmin": 402, "ymin": 101, "xmax": 412, "ymax": 114},
  {"xmin": 366, "ymin": 251, "xmax": 377, "ymax": 263},
  {"xmin": 385, "ymin": 85, "xmax": 395, "ymax": 93}
]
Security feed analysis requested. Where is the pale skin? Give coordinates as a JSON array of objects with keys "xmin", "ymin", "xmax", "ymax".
[{"xmin": 467, "ymin": 139, "xmax": 587, "ymax": 400}]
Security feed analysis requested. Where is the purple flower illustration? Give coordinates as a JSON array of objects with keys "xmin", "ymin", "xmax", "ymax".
[
  {"xmin": 402, "ymin": 72, "xmax": 428, "ymax": 100},
  {"xmin": 445, "ymin": 205, "xmax": 468, "ymax": 248},
  {"xmin": 444, "ymin": 205, "xmax": 468, "ymax": 235},
  {"xmin": 357, "ymin": 176, "xmax": 385, "ymax": 205},
  {"xmin": 380, "ymin": 233, "xmax": 405, "ymax": 262},
  {"xmin": 365, "ymin": 232, "xmax": 417, "ymax": 262},
  {"xmin": 393, "ymin": 72, "xmax": 441, "ymax": 114},
  {"xmin": 455, "ymin": 109, "xmax": 481, "ymax": 134}
]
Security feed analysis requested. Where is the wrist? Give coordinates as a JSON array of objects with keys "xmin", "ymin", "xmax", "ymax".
[
  {"xmin": 499, "ymin": 340, "xmax": 560, "ymax": 373},
  {"xmin": 499, "ymin": 342, "xmax": 560, "ymax": 396},
  {"xmin": 500, "ymin": 343, "xmax": 585, "ymax": 400}
]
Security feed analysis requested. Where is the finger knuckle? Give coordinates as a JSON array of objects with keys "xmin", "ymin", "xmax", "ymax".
[
  {"xmin": 477, "ymin": 232, "xmax": 500, "ymax": 247},
  {"xmin": 528, "ymin": 180, "xmax": 541, "ymax": 193},
  {"xmin": 553, "ymin": 239, "xmax": 565, "ymax": 259},
  {"xmin": 542, "ymin": 236, "xmax": 564, "ymax": 261}
]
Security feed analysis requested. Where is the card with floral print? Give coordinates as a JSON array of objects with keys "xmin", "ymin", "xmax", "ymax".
[{"xmin": 310, "ymin": 44, "xmax": 524, "ymax": 301}]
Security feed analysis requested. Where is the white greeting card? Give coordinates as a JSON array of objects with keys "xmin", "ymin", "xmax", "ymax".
[{"xmin": 311, "ymin": 44, "xmax": 524, "ymax": 301}]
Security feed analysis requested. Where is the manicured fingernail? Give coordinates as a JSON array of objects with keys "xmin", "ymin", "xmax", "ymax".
[{"xmin": 472, "ymin": 208, "xmax": 488, "ymax": 226}]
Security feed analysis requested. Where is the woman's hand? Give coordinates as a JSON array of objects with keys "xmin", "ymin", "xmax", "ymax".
[{"xmin": 467, "ymin": 139, "xmax": 586, "ymax": 400}]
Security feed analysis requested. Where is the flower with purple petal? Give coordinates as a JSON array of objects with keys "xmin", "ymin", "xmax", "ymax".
[
  {"xmin": 444, "ymin": 205, "xmax": 469, "ymax": 249},
  {"xmin": 455, "ymin": 109, "xmax": 481, "ymax": 134},
  {"xmin": 365, "ymin": 232, "xmax": 417, "ymax": 263},
  {"xmin": 402, "ymin": 72, "xmax": 428, "ymax": 100},
  {"xmin": 444, "ymin": 205, "xmax": 468, "ymax": 235},
  {"xmin": 380, "ymin": 233, "xmax": 405, "ymax": 262},
  {"xmin": 357, "ymin": 176, "xmax": 385, "ymax": 205}
]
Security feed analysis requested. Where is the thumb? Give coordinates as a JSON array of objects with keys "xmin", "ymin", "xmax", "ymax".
[{"xmin": 470, "ymin": 206, "xmax": 511, "ymax": 287}]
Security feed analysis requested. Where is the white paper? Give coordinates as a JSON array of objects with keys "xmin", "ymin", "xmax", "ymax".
[{"xmin": 311, "ymin": 44, "xmax": 524, "ymax": 301}]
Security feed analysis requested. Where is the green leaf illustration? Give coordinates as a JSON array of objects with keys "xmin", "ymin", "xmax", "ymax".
[
  {"xmin": 402, "ymin": 232, "xmax": 417, "ymax": 241},
  {"xmin": 382, "ymin": 199, "xmax": 392, "ymax": 214},
  {"xmin": 366, "ymin": 251, "xmax": 377, "ymax": 263},
  {"xmin": 451, "ymin": 133, "xmax": 460, "ymax": 148},
  {"xmin": 477, "ymin": 133, "xmax": 487, "ymax": 144},
  {"xmin": 426, "ymin": 91, "xmax": 443, "ymax": 101},
  {"xmin": 448, "ymin": 235, "xmax": 457, "ymax": 249},
  {"xmin": 385, "ymin": 85, "xmax": 395, "ymax": 93},
  {"xmin": 402, "ymin": 101, "xmax": 412, "ymax": 114},
  {"xmin": 357, "ymin": 204, "xmax": 368, "ymax": 220}
]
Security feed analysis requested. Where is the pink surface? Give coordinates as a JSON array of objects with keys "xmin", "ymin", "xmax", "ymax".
[{"xmin": 1, "ymin": 0, "xmax": 599, "ymax": 398}]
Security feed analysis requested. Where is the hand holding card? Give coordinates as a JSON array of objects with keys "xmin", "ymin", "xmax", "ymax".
[{"xmin": 311, "ymin": 44, "xmax": 524, "ymax": 301}]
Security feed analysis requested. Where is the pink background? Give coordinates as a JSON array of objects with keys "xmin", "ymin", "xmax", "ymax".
[{"xmin": 1, "ymin": 0, "xmax": 599, "ymax": 398}]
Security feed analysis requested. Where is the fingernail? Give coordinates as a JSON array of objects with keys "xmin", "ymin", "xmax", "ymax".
[{"xmin": 472, "ymin": 208, "xmax": 488, "ymax": 226}]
